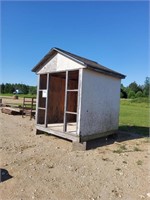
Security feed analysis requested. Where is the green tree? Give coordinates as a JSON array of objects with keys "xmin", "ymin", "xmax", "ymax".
[
  {"xmin": 29, "ymin": 86, "xmax": 37, "ymax": 95},
  {"xmin": 15, "ymin": 84, "xmax": 29, "ymax": 94},
  {"xmin": 120, "ymin": 84, "xmax": 127, "ymax": 98},
  {"xmin": 120, "ymin": 88, "xmax": 127, "ymax": 98},
  {"xmin": 128, "ymin": 81, "xmax": 141, "ymax": 93},
  {"xmin": 143, "ymin": 77, "xmax": 150, "ymax": 97},
  {"xmin": 128, "ymin": 91, "xmax": 135, "ymax": 99},
  {"xmin": 135, "ymin": 91, "xmax": 143, "ymax": 98},
  {"xmin": 21, "ymin": 84, "xmax": 29, "ymax": 94},
  {"xmin": 0, "ymin": 83, "xmax": 5, "ymax": 93},
  {"xmin": 4, "ymin": 83, "xmax": 14, "ymax": 93}
]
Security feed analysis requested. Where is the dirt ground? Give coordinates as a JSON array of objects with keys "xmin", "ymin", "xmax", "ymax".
[{"xmin": 0, "ymin": 101, "xmax": 150, "ymax": 200}]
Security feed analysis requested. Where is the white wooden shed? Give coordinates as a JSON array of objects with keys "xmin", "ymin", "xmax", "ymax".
[{"xmin": 32, "ymin": 47, "xmax": 125, "ymax": 142}]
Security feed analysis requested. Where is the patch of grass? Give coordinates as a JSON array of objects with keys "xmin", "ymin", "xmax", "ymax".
[
  {"xmin": 113, "ymin": 148, "xmax": 125, "ymax": 154},
  {"xmin": 135, "ymin": 143, "xmax": 140, "ymax": 146},
  {"xmin": 113, "ymin": 149, "xmax": 123, "ymax": 154},
  {"xmin": 130, "ymin": 97, "xmax": 149, "ymax": 104},
  {"xmin": 120, "ymin": 144, "xmax": 127, "ymax": 150},
  {"xmin": 120, "ymin": 98, "xmax": 149, "ymax": 107},
  {"xmin": 119, "ymin": 99, "xmax": 149, "ymax": 136},
  {"xmin": 133, "ymin": 146, "xmax": 141, "ymax": 151},
  {"xmin": 0, "ymin": 93, "xmax": 13, "ymax": 97},
  {"xmin": 0, "ymin": 93, "xmax": 36, "ymax": 98},
  {"xmin": 18, "ymin": 94, "xmax": 36, "ymax": 98},
  {"xmin": 113, "ymin": 144, "xmax": 127, "ymax": 154},
  {"xmin": 119, "ymin": 126, "xmax": 149, "ymax": 136},
  {"xmin": 136, "ymin": 160, "xmax": 143, "ymax": 165}
]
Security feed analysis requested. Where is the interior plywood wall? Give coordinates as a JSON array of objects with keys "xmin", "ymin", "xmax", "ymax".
[{"xmin": 47, "ymin": 75, "xmax": 78, "ymax": 123}]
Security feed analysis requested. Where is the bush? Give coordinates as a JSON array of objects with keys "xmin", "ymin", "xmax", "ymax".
[
  {"xmin": 143, "ymin": 89, "xmax": 149, "ymax": 97},
  {"xmin": 120, "ymin": 89, "xmax": 127, "ymax": 98},
  {"xmin": 128, "ymin": 91, "xmax": 135, "ymax": 99},
  {"xmin": 135, "ymin": 91, "xmax": 143, "ymax": 98}
]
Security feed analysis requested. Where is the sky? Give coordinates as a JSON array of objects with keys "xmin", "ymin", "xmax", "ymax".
[{"xmin": 1, "ymin": 1, "xmax": 149, "ymax": 86}]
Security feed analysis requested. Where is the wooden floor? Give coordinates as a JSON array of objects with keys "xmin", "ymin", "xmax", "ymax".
[
  {"xmin": 47, "ymin": 123, "xmax": 77, "ymax": 133},
  {"xmin": 36, "ymin": 122, "xmax": 79, "ymax": 142}
]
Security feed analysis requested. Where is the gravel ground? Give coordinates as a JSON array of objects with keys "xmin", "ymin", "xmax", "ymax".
[{"xmin": 0, "ymin": 109, "xmax": 150, "ymax": 200}]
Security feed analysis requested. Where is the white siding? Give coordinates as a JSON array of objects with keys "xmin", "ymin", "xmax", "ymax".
[
  {"xmin": 80, "ymin": 69, "xmax": 121, "ymax": 137},
  {"xmin": 38, "ymin": 53, "xmax": 85, "ymax": 74}
]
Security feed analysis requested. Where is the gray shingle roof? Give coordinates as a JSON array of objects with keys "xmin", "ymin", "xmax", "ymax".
[{"xmin": 32, "ymin": 47, "xmax": 126, "ymax": 79}]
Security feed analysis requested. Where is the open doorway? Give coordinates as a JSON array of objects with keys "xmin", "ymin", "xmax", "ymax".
[{"xmin": 37, "ymin": 70, "xmax": 79, "ymax": 134}]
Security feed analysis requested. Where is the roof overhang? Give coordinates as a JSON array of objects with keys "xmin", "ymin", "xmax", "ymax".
[{"xmin": 32, "ymin": 47, "xmax": 126, "ymax": 79}]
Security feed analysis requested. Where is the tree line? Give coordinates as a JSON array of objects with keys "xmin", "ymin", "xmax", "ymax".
[
  {"xmin": 121, "ymin": 77, "xmax": 149, "ymax": 99},
  {"xmin": 0, "ymin": 83, "xmax": 37, "ymax": 95},
  {"xmin": 0, "ymin": 77, "xmax": 149, "ymax": 98}
]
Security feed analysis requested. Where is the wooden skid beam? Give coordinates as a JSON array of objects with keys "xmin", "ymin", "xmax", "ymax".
[{"xmin": 1, "ymin": 107, "xmax": 22, "ymax": 115}]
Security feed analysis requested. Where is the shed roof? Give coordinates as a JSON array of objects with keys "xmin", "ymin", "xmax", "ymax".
[{"xmin": 32, "ymin": 47, "xmax": 126, "ymax": 79}]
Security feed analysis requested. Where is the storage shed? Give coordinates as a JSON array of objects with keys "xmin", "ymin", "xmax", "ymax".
[{"xmin": 32, "ymin": 47, "xmax": 125, "ymax": 142}]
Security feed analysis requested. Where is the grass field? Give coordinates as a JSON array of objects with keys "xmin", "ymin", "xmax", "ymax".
[
  {"xmin": 0, "ymin": 94, "xmax": 149, "ymax": 136},
  {"xmin": 0, "ymin": 93, "xmax": 36, "ymax": 98},
  {"xmin": 119, "ymin": 98, "xmax": 149, "ymax": 136}
]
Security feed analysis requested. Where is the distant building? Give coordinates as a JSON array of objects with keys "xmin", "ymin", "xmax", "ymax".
[{"xmin": 13, "ymin": 89, "xmax": 23, "ymax": 94}]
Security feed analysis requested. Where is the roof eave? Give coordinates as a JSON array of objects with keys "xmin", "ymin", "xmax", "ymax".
[
  {"xmin": 31, "ymin": 49, "xmax": 56, "ymax": 73},
  {"xmin": 87, "ymin": 65, "xmax": 126, "ymax": 79},
  {"xmin": 31, "ymin": 47, "xmax": 126, "ymax": 79}
]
